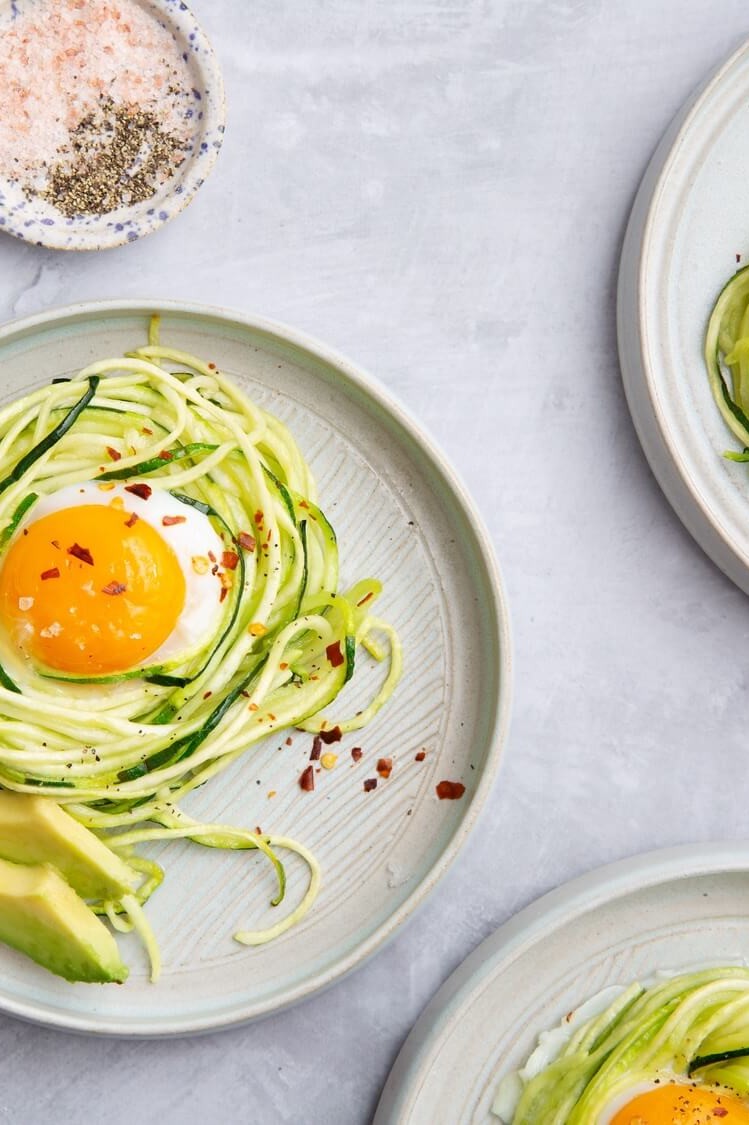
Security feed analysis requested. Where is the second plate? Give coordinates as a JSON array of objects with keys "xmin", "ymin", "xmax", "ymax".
[
  {"xmin": 618, "ymin": 37, "xmax": 749, "ymax": 594},
  {"xmin": 375, "ymin": 843, "xmax": 749, "ymax": 1124}
]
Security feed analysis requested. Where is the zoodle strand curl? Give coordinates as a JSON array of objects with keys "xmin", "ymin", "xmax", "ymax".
[{"xmin": 0, "ymin": 319, "xmax": 402, "ymax": 965}]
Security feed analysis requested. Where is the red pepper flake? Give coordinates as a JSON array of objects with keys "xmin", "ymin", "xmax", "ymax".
[
  {"xmin": 102, "ymin": 581, "xmax": 127, "ymax": 596},
  {"xmin": 356, "ymin": 591, "xmax": 374, "ymax": 607},
  {"xmin": 203, "ymin": 691, "xmax": 212, "ymax": 700},
  {"xmin": 68, "ymin": 543, "xmax": 94, "ymax": 566},
  {"xmin": 141, "ymin": 427, "xmax": 153, "ymax": 435},
  {"xmin": 50, "ymin": 539, "xmax": 60, "ymax": 549},
  {"xmin": 310, "ymin": 735, "xmax": 323, "ymax": 761},
  {"xmin": 436, "ymin": 780, "xmax": 466, "ymax": 800},
  {"xmin": 124, "ymin": 512, "xmax": 139, "ymax": 528},
  {"xmin": 326, "ymin": 641, "xmax": 344, "ymax": 668},
  {"xmin": 351, "ymin": 747, "xmax": 363, "ymax": 762},
  {"xmin": 237, "ymin": 531, "xmax": 256, "ymax": 552},
  {"xmin": 415, "ymin": 750, "xmax": 426, "ymax": 762},
  {"xmin": 106, "ymin": 446, "xmax": 121, "ymax": 462},
  {"xmin": 221, "ymin": 550, "xmax": 239, "ymax": 571},
  {"xmin": 299, "ymin": 765, "xmax": 315, "ymax": 792},
  {"xmin": 377, "ymin": 757, "xmax": 393, "ymax": 779},
  {"xmin": 298, "ymin": 500, "xmax": 309, "ymax": 510},
  {"xmin": 254, "ymin": 509, "xmax": 264, "ymax": 526},
  {"xmin": 208, "ymin": 550, "xmax": 216, "ymax": 563},
  {"xmin": 363, "ymin": 778, "xmax": 378, "ymax": 792},
  {"xmin": 125, "ymin": 483, "xmax": 152, "ymax": 501},
  {"xmin": 714, "ymin": 1110, "xmax": 728, "ymax": 1118},
  {"xmin": 319, "ymin": 726, "xmax": 342, "ymax": 745},
  {"xmin": 162, "ymin": 515, "xmax": 186, "ymax": 526},
  {"xmin": 285, "ymin": 736, "xmax": 293, "ymax": 746},
  {"xmin": 40, "ymin": 567, "xmax": 60, "ymax": 581},
  {"xmin": 158, "ymin": 450, "xmax": 173, "ymax": 461},
  {"xmin": 208, "ymin": 362, "xmax": 217, "ymax": 370},
  {"xmin": 280, "ymin": 662, "xmax": 289, "ymax": 671},
  {"xmin": 219, "ymin": 586, "xmax": 229, "ymax": 603}
]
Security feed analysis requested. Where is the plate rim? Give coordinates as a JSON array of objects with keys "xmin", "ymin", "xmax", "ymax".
[
  {"xmin": 373, "ymin": 840, "xmax": 749, "ymax": 1124},
  {"xmin": 0, "ymin": 296, "xmax": 513, "ymax": 1036},
  {"xmin": 617, "ymin": 35, "xmax": 749, "ymax": 596}
]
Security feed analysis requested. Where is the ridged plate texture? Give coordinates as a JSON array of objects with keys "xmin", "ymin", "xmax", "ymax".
[{"xmin": 0, "ymin": 300, "xmax": 511, "ymax": 1034}]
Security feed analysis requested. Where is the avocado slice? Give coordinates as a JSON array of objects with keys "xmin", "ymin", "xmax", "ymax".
[
  {"xmin": 0, "ymin": 856, "xmax": 128, "ymax": 983},
  {"xmin": 0, "ymin": 794, "xmax": 138, "ymax": 901}
]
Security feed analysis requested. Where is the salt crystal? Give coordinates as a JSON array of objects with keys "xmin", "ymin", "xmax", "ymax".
[{"xmin": 0, "ymin": 0, "xmax": 194, "ymax": 188}]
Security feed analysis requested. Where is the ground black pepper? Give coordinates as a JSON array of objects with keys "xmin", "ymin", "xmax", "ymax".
[{"xmin": 39, "ymin": 97, "xmax": 187, "ymax": 217}]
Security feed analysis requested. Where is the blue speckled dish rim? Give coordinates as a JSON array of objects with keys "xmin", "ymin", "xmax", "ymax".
[{"xmin": 0, "ymin": 0, "xmax": 226, "ymax": 251}]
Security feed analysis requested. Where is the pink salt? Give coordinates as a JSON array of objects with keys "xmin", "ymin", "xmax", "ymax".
[{"xmin": 0, "ymin": 0, "xmax": 193, "ymax": 180}]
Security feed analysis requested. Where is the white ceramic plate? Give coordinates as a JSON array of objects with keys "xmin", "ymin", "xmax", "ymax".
[
  {"xmin": 0, "ymin": 300, "xmax": 511, "ymax": 1034},
  {"xmin": 374, "ymin": 843, "xmax": 749, "ymax": 1124},
  {"xmin": 618, "ymin": 37, "xmax": 749, "ymax": 595}
]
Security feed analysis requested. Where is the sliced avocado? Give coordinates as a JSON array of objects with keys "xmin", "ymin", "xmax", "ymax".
[
  {"xmin": 0, "ymin": 793, "xmax": 138, "ymax": 901},
  {"xmin": 0, "ymin": 856, "xmax": 128, "ymax": 983}
]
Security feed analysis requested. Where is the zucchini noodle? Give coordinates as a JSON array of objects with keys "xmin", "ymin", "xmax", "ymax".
[
  {"xmin": 495, "ymin": 967, "xmax": 749, "ymax": 1123},
  {"xmin": 0, "ymin": 319, "xmax": 402, "ymax": 972},
  {"xmin": 705, "ymin": 263, "xmax": 749, "ymax": 455}
]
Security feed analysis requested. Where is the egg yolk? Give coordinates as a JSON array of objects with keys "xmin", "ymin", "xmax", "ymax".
[
  {"xmin": 0, "ymin": 505, "xmax": 186, "ymax": 675},
  {"xmin": 609, "ymin": 1082, "xmax": 749, "ymax": 1123}
]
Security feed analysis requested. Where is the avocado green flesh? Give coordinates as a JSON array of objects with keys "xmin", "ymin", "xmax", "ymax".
[
  {"xmin": 0, "ymin": 794, "xmax": 138, "ymax": 900},
  {"xmin": 0, "ymin": 857, "xmax": 127, "ymax": 983}
]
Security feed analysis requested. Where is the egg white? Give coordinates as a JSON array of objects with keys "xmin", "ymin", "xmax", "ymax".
[
  {"xmin": 598, "ymin": 1080, "xmax": 664, "ymax": 1122},
  {"xmin": 492, "ymin": 986, "xmax": 626, "ymax": 1122},
  {"xmin": 21, "ymin": 482, "xmax": 229, "ymax": 669}
]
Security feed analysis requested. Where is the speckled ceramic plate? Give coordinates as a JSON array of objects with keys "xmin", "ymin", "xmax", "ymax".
[
  {"xmin": 0, "ymin": 0, "xmax": 225, "ymax": 251},
  {"xmin": 374, "ymin": 843, "xmax": 749, "ymax": 1124},
  {"xmin": 0, "ymin": 299, "xmax": 511, "ymax": 1035},
  {"xmin": 618, "ymin": 37, "xmax": 749, "ymax": 595}
]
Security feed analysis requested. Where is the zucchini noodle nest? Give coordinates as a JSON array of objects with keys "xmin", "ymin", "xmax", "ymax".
[
  {"xmin": 495, "ymin": 967, "xmax": 749, "ymax": 1123},
  {"xmin": 0, "ymin": 318, "xmax": 402, "ymax": 972}
]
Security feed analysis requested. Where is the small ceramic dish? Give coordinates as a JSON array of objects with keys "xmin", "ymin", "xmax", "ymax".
[{"xmin": 0, "ymin": 0, "xmax": 225, "ymax": 251}]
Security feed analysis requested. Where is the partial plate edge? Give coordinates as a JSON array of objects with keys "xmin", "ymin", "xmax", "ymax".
[
  {"xmin": 373, "ymin": 841, "xmax": 749, "ymax": 1125},
  {"xmin": 617, "ymin": 36, "xmax": 749, "ymax": 595}
]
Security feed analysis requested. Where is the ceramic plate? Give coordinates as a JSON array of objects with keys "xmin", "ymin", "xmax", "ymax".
[
  {"xmin": 374, "ymin": 843, "xmax": 749, "ymax": 1124},
  {"xmin": 0, "ymin": 300, "xmax": 511, "ymax": 1034},
  {"xmin": 617, "ymin": 37, "xmax": 749, "ymax": 595},
  {"xmin": 0, "ymin": 0, "xmax": 225, "ymax": 251}
]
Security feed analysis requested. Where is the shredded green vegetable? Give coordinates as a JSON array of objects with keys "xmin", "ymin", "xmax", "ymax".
[
  {"xmin": 0, "ymin": 319, "xmax": 402, "ymax": 976},
  {"xmin": 496, "ymin": 967, "xmax": 749, "ymax": 1123},
  {"xmin": 705, "ymin": 263, "xmax": 749, "ymax": 450}
]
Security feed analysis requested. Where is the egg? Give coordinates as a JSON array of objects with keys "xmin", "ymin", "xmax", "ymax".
[
  {"xmin": 605, "ymin": 1079, "xmax": 749, "ymax": 1122},
  {"xmin": 0, "ymin": 482, "xmax": 228, "ymax": 675}
]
